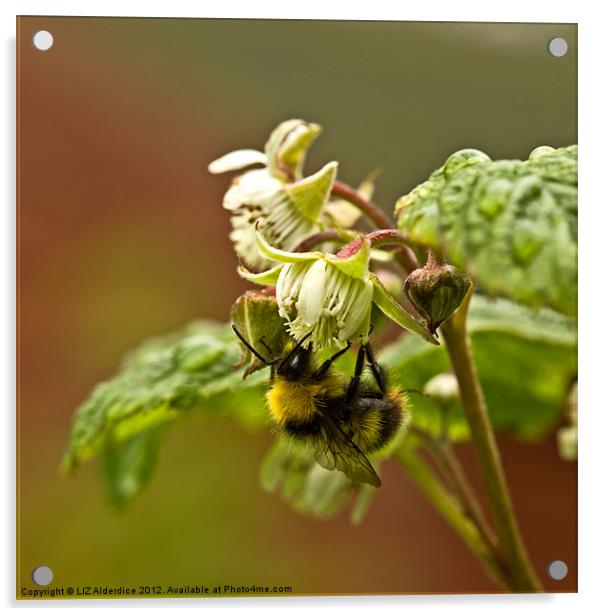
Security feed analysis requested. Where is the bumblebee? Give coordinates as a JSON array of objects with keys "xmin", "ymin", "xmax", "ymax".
[{"xmin": 232, "ymin": 325, "xmax": 406, "ymax": 486}]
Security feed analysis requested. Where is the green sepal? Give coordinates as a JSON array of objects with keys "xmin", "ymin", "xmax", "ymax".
[
  {"xmin": 255, "ymin": 227, "xmax": 322, "ymax": 263},
  {"xmin": 370, "ymin": 273, "xmax": 440, "ymax": 345},
  {"xmin": 237, "ymin": 263, "xmax": 283, "ymax": 285},
  {"xmin": 285, "ymin": 161, "xmax": 338, "ymax": 222},
  {"xmin": 323, "ymin": 236, "xmax": 371, "ymax": 280},
  {"xmin": 230, "ymin": 289, "xmax": 289, "ymax": 376}
]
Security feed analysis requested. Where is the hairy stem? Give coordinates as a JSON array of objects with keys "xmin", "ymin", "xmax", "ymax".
[
  {"xmin": 440, "ymin": 288, "xmax": 542, "ymax": 592},
  {"xmin": 364, "ymin": 229, "xmax": 420, "ymax": 271},
  {"xmin": 331, "ymin": 180, "xmax": 394, "ymax": 230},
  {"xmin": 331, "ymin": 180, "xmax": 419, "ymax": 273},
  {"xmin": 396, "ymin": 447, "xmax": 510, "ymax": 590}
]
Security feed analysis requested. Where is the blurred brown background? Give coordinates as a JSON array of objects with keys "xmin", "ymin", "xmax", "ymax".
[{"xmin": 17, "ymin": 17, "xmax": 576, "ymax": 595}]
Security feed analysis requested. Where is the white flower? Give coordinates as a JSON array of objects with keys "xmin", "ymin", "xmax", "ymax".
[
  {"xmin": 277, "ymin": 246, "xmax": 374, "ymax": 348},
  {"xmin": 238, "ymin": 232, "xmax": 440, "ymax": 349},
  {"xmin": 209, "ymin": 120, "xmax": 337, "ymax": 270}
]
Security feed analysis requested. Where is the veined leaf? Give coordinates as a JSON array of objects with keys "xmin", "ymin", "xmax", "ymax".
[
  {"xmin": 379, "ymin": 295, "xmax": 577, "ymax": 441},
  {"xmin": 63, "ymin": 320, "xmax": 269, "ymax": 473},
  {"xmin": 259, "ymin": 434, "xmax": 399, "ymax": 523},
  {"xmin": 395, "ymin": 145, "xmax": 577, "ymax": 316}
]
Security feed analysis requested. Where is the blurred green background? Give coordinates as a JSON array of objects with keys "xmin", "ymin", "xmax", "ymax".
[{"xmin": 17, "ymin": 17, "xmax": 576, "ymax": 595}]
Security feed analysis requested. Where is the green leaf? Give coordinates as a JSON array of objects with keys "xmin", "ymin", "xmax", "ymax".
[
  {"xmin": 260, "ymin": 440, "xmax": 314, "ymax": 497},
  {"xmin": 260, "ymin": 440, "xmax": 379, "ymax": 522},
  {"xmin": 301, "ymin": 466, "xmax": 356, "ymax": 517},
  {"xmin": 63, "ymin": 320, "xmax": 269, "ymax": 473},
  {"xmin": 379, "ymin": 295, "xmax": 577, "ymax": 441},
  {"xmin": 395, "ymin": 145, "xmax": 577, "ymax": 316},
  {"xmin": 350, "ymin": 483, "xmax": 379, "ymax": 526},
  {"xmin": 102, "ymin": 425, "xmax": 168, "ymax": 510}
]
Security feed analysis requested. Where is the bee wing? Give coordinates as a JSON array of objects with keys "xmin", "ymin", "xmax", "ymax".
[{"xmin": 314, "ymin": 413, "xmax": 382, "ymax": 487}]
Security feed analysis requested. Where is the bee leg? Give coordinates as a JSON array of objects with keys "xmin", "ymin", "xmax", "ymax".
[
  {"xmin": 404, "ymin": 388, "xmax": 426, "ymax": 396},
  {"xmin": 364, "ymin": 343, "xmax": 386, "ymax": 396},
  {"xmin": 314, "ymin": 341, "xmax": 352, "ymax": 380},
  {"xmin": 345, "ymin": 345, "xmax": 366, "ymax": 403}
]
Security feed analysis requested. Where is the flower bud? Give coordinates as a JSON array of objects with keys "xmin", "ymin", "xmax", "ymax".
[
  {"xmin": 556, "ymin": 383, "xmax": 577, "ymax": 461},
  {"xmin": 404, "ymin": 253, "xmax": 471, "ymax": 335},
  {"xmin": 230, "ymin": 288, "xmax": 288, "ymax": 376},
  {"xmin": 265, "ymin": 119, "xmax": 322, "ymax": 181},
  {"xmin": 424, "ymin": 372, "xmax": 460, "ymax": 405}
]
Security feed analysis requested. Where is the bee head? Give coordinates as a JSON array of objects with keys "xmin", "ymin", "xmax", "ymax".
[{"xmin": 276, "ymin": 338, "xmax": 312, "ymax": 380}]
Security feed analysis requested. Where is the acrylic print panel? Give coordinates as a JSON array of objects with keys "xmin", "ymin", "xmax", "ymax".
[{"xmin": 17, "ymin": 17, "xmax": 577, "ymax": 598}]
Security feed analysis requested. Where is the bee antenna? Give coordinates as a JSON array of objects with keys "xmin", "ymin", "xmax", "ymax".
[
  {"xmin": 231, "ymin": 324, "xmax": 274, "ymax": 365},
  {"xmin": 297, "ymin": 331, "xmax": 313, "ymax": 347}
]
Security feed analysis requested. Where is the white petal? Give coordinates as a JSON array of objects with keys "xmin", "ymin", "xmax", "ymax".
[
  {"xmin": 297, "ymin": 260, "xmax": 328, "ymax": 327},
  {"xmin": 276, "ymin": 263, "xmax": 310, "ymax": 316},
  {"xmin": 276, "ymin": 264, "xmax": 294, "ymax": 306},
  {"xmin": 223, "ymin": 169, "xmax": 281, "ymax": 211},
  {"xmin": 208, "ymin": 149, "xmax": 267, "ymax": 174},
  {"xmin": 338, "ymin": 282, "xmax": 373, "ymax": 340},
  {"xmin": 323, "ymin": 199, "xmax": 361, "ymax": 227}
]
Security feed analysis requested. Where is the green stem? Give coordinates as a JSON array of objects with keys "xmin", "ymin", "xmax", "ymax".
[
  {"xmin": 396, "ymin": 447, "xmax": 509, "ymax": 590},
  {"xmin": 331, "ymin": 184, "xmax": 541, "ymax": 591},
  {"xmin": 410, "ymin": 426, "xmax": 498, "ymax": 559},
  {"xmin": 440, "ymin": 288, "xmax": 542, "ymax": 592}
]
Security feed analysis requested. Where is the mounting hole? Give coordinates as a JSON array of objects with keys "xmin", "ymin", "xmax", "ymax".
[
  {"xmin": 548, "ymin": 37, "xmax": 568, "ymax": 58},
  {"xmin": 547, "ymin": 560, "xmax": 568, "ymax": 580},
  {"xmin": 32, "ymin": 30, "xmax": 54, "ymax": 51},
  {"xmin": 31, "ymin": 565, "xmax": 54, "ymax": 586}
]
